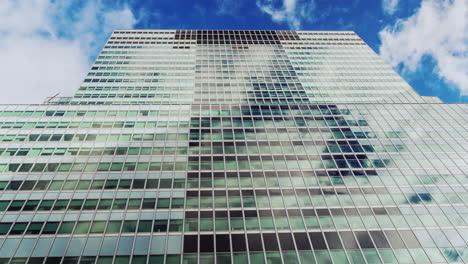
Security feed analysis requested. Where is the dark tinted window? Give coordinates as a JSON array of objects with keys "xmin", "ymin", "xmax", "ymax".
[
  {"xmin": 309, "ymin": 232, "xmax": 327, "ymax": 250},
  {"xmin": 262, "ymin": 233, "xmax": 279, "ymax": 250},
  {"xmin": 231, "ymin": 234, "xmax": 246, "ymax": 251},
  {"xmin": 199, "ymin": 235, "xmax": 214, "ymax": 252},
  {"xmin": 294, "ymin": 233, "xmax": 311, "ymax": 250},
  {"xmin": 355, "ymin": 231, "xmax": 374, "ymax": 248},
  {"xmin": 325, "ymin": 232, "xmax": 343, "ymax": 249},
  {"xmin": 370, "ymin": 231, "xmax": 390, "ymax": 248},
  {"xmin": 216, "ymin": 235, "xmax": 230, "ymax": 252},
  {"xmin": 247, "ymin": 234, "xmax": 263, "ymax": 251},
  {"xmin": 278, "ymin": 233, "xmax": 295, "ymax": 250},
  {"xmin": 183, "ymin": 235, "xmax": 197, "ymax": 253}
]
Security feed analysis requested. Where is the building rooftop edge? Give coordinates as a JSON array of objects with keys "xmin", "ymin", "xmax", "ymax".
[{"xmin": 112, "ymin": 29, "xmax": 356, "ymax": 32}]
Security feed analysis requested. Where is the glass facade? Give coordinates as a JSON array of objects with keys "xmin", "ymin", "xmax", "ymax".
[{"xmin": 0, "ymin": 29, "xmax": 466, "ymax": 263}]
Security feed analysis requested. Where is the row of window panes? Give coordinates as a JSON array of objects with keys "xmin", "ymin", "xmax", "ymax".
[
  {"xmin": 0, "ymin": 158, "xmax": 430, "ymax": 173},
  {"xmin": 0, "ymin": 161, "xmax": 188, "ymax": 173},
  {"xmin": 0, "ymin": 178, "xmax": 185, "ymax": 191},
  {"xmin": 0, "ymin": 133, "xmax": 188, "ymax": 142},
  {"xmin": 0, "ymin": 249, "xmax": 451, "ymax": 264},
  {"xmin": 70, "ymin": 99, "xmax": 313, "ymax": 105},
  {"xmin": 0, "ymin": 157, "xmax": 390, "ymax": 173},
  {"xmin": 0, "ymin": 193, "xmax": 464, "ymax": 213},
  {"xmin": 96, "ymin": 56, "xmax": 195, "ymax": 60},
  {"xmin": 95, "ymin": 60, "xmax": 193, "ymax": 65},
  {"xmin": 95, "ymin": 55, "xmax": 378, "ymax": 61},
  {"xmin": 189, "ymin": 119, "xmax": 368, "ymax": 128},
  {"xmin": 0, "ymin": 121, "xmax": 188, "ymax": 129},
  {"xmin": 79, "ymin": 86, "xmax": 196, "ymax": 91},
  {"xmin": 1, "ymin": 215, "xmax": 466, "ymax": 236},
  {"xmin": 0, "ymin": 219, "xmax": 182, "ymax": 236},
  {"xmin": 0, "ymin": 255, "xmax": 178, "ymax": 264},
  {"xmin": 184, "ymin": 158, "xmax": 390, "ymax": 170},
  {"xmin": 83, "ymin": 78, "xmax": 193, "ymax": 83},
  {"xmin": 0, "ymin": 173, "xmax": 456, "ymax": 192},
  {"xmin": 87, "ymin": 72, "xmax": 193, "ymax": 77},
  {"xmin": 0, "ymin": 146, "xmax": 188, "ymax": 157},
  {"xmin": 99, "ymin": 50, "xmax": 372, "ymax": 56},
  {"xmin": 74, "ymin": 94, "xmax": 194, "ymax": 99},
  {"xmin": 0, "ymin": 110, "xmax": 189, "ymax": 118},
  {"xmin": 182, "ymin": 214, "xmax": 467, "ymax": 231},
  {"xmin": 0, "ymin": 197, "xmax": 183, "ymax": 212},
  {"xmin": 0, "ymin": 143, "xmax": 394, "ymax": 157},
  {"xmin": 186, "ymin": 130, "xmax": 399, "ymax": 140},
  {"xmin": 0, "ymin": 248, "xmax": 461, "ymax": 264},
  {"xmin": 91, "ymin": 66, "xmax": 195, "ymax": 71}
]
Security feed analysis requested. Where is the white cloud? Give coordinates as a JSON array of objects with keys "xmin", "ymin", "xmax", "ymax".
[
  {"xmin": 0, "ymin": 0, "xmax": 137, "ymax": 104},
  {"xmin": 379, "ymin": 0, "xmax": 468, "ymax": 94},
  {"xmin": 104, "ymin": 9, "xmax": 137, "ymax": 32},
  {"xmin": 382, "ymin": 0, "xmax": 399, "ymax": 15},
  {"xmin": 256, "ymin": 0, "xmax": 316, "ymax": 29}
]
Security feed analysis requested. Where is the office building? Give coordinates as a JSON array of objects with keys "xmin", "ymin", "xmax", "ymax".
[{"xmin": 0, "ymin": 30, "xmax": 466, "ymax": 264}]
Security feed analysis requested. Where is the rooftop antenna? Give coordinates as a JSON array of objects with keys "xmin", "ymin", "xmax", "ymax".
[{"xmin": 45, "ymin": 93, "xmax": 60, "ymax": 103}]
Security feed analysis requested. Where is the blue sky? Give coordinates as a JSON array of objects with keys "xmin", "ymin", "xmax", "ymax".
[{"xmin": 0, "ymin": 0, "xmax": 466, "ymax": 104}]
